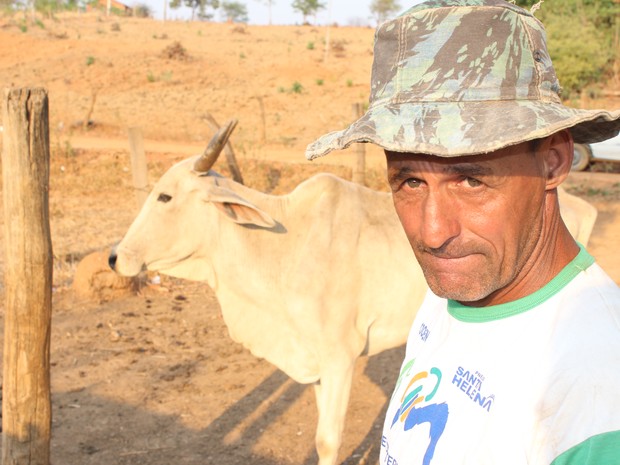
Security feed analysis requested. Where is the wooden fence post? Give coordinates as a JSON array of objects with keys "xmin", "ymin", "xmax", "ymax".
[
  {"xmin": 351, "ymin": 103, "xmax": 366, "ymax": 185},
  {"xmin": 2, "ymin": 88, "xmax": 53, "ymax": 465},
  {"xmin": 127, "ymin": 127, "xmax": 149, "ymax": 210}
]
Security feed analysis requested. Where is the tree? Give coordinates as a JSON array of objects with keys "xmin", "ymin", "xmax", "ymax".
[
  {"xmin": 170, "ymin": 0, "xmax": 220, "ymax": 20},
  {"xmin": 221, "ymin": 0, "xmax": 247, "ymax": 22},
  {"xmin": 535, "ymin": 11, "xmax": 611, "ymax": 97},
  {"xmin": 291, "ymin": 0, "xmax": 324, "ymax": 24},
  {"xmin": 521, "ymin": 0, "xmax": 620, "ymax": 97},
  {"xmin": 369, "ymin": 0, "xmax": 400, "ymax": 25},
  {"xmin": 133, "ymin": 2, "xmax": 152, "ymax": 17}
]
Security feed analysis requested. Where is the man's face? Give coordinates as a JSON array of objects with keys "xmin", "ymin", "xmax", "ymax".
[{"xmin": 386, "ymin": 142, "xmax": 548, "ymax": 306}]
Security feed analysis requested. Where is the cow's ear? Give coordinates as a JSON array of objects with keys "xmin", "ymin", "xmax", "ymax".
[{"xmin": 208, "ymin": 188, "xmax": 276, "ymax": 228}]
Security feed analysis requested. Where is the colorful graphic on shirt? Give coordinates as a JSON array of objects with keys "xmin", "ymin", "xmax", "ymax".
[{"xmin": 390, "ymin": 367, "xmax": 449, "ymax": 465}]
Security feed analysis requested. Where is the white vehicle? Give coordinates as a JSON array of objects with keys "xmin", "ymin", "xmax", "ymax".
[{"xmin": 572, "ymin": 133, "xmax": 620, "ymax": 171}]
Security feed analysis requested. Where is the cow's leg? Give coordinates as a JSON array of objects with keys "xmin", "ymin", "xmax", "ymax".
[{"xmin": 313, "ymin": 355, "xmax": 356, "ymax": 465}]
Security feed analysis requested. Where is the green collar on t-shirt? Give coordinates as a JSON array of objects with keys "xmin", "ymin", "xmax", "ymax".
[{"xmin": 447, "ymin": 245, "xmax": 595, "ymax": 323}]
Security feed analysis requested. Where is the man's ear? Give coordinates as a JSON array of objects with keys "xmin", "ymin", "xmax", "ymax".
[{"xmin": 541, "ymin": 130, "xmax": 573, "ymax": 191}]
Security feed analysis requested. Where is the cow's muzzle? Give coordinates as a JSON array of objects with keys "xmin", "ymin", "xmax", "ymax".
[{"xmin": 108, "ymin": 245, "xmax": 118, "ymax": 271}]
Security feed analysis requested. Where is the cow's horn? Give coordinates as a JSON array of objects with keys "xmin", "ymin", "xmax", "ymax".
[{"xmin": 193, "ymin": 118, "xmax": 238, "ymax": 173}]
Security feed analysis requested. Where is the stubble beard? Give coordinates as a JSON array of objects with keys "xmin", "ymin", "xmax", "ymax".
[
  {"xmin": 412, "ymin": 245, "xmax": 510, "ymax": 304},
  {"xmin": 420, "ymin": 260, "xmax": 505, "ymax": 303}
]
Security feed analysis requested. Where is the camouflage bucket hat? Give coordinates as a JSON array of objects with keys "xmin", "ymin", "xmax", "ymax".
[{"xmin": 305, "ymin": 0, "xmax": 620, "ymax": 160}]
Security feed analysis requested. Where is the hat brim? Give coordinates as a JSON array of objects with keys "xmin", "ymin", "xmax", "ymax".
[{"xmin": 305, "ymin": 100, "xmax": 620, "ymax": 160}]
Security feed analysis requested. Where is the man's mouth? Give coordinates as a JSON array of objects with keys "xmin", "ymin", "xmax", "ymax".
[{"xmin": 418, "ymin": 250, "xmax": 483, "ymax": 272}]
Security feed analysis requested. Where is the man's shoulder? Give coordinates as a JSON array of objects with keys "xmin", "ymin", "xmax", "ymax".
[
  {"xmin": 567, "ymin": 261, "xmax": 620, "ymax": 308},
  {"xmin": 546, "ymin": 261, "xmax": 620, "ymax": 363}
]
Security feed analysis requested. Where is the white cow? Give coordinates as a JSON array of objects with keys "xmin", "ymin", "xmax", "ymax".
[
  {"xmin": 558, "ymin": 185, "xmax": 598, "ymax": 247},
  {"xmin": 109, "ymin": 121, "xmax": 427, "ymax": 465},
  {"xmin": 109, "ymin": 121, "xmax": 598, "ymax": 465}
]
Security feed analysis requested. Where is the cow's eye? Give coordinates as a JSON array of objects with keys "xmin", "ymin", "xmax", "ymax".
[{"xmin": 157, "ymin": 193, "xmax": 172, "ymax": 203}]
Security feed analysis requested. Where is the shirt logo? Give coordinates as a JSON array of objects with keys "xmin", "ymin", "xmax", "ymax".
[
  {"xmin": 388, "ymin": 366, "xmax": 449, "ymax": 465},
  {"xmin": 451, "ymin": 366, "xmax": 495, "ymax": 412}
]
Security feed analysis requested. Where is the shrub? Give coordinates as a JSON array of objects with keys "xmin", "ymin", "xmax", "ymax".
[
  {"xmin": 541, "ymin": 12, "xmax": 612, "ymax": 97},
  {"xmin": 161, "ymin": 41, "xmax": 189, "ymax": 61}
]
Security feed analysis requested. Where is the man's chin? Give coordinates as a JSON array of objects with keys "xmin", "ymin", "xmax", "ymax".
[{"xmin": 424, "ymin": 273, "xmax": 494, "ymax": 304}]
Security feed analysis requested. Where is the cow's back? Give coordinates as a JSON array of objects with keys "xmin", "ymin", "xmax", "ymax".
[
  {"xmin": 280, "ymin": 174, "xmax": 426, "ymax": 358},
  {"xmin": 212, "ymin": 173, "xmax": 426, "ymax": 382}
]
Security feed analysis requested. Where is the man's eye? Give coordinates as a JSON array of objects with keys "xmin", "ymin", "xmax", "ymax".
[
  {"xmin": 405, "ymin": 178, "xmax": 423, "ymax": 189},
  {"xmin": 465, "ymin": 177, "xmax": 482, "ymax": 188},
  {"xmin": 157, "ymin": 193, "xmax": 172, "ymax": 203}
]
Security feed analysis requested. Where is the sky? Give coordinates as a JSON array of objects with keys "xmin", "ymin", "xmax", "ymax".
[{"xmin": 138, "ymin": 0, "xmax": 417, "ymax": 26}]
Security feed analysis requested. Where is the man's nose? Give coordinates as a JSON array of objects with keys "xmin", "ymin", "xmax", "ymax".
[{"xmin": 418, "ymin": 193, "xmax": 461, "ymax": 250}]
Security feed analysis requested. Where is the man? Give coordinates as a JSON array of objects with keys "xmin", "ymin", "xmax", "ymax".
[{"xmin": 306, "ymin": 1, "xmax": 620, "ymax": 464}]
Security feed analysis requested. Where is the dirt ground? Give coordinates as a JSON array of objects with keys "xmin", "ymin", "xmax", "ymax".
[{"xmin": 0, "ymin": 11, "xmax": 619, "ymax": 465}]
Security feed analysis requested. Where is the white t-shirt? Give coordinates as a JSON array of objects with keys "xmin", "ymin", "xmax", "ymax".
[{"xmin": 381, "ymin": 247, "xmax": 620, "ymax": 465}]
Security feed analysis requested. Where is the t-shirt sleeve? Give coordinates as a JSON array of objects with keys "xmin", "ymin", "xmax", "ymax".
[{"xmin": 538, "ymin": 356, "xmax": 620, "ymax": 464}]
